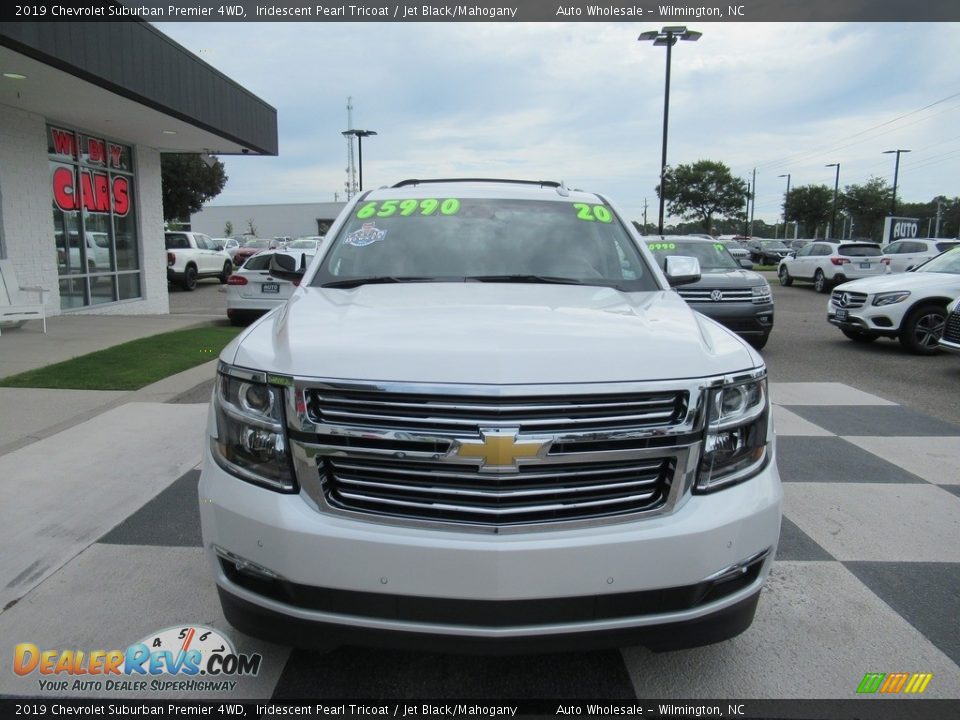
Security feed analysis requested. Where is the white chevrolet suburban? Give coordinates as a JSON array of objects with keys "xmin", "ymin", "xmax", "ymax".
[{"xmin": 199, "ymin": 179, "xmax": 782, "ymax": 653}]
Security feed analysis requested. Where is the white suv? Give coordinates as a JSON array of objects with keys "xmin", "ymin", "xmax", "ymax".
[
  {"xmin": 882, "ymin": 238, "xmax": 960, "ymax": 273},
  {"xmin": 165, "ymin": 231, "xmax": 233, "ymax": 291},
  {"xmin": 199, "ymin": 179, "xmax": 781, "ymax": 653},
  {"xmin": 827, "ymin": 246, "xmax": 960, "ymax": 354},
  {"xmin": 778, "ymin": 241, "xmax": 885, "ymax": 292}
]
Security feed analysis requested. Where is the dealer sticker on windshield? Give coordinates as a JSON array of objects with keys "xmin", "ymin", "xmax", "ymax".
[{"xmin": 343, "ymin": 223, "xmax": 387, "ymax": 247}]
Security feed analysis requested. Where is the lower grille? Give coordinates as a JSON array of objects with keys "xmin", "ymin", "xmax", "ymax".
[
  {"xmin": 943, "ymin": 311, "xmax": 960, "ymax": 343},
  {"xmin": 321, "ymin": 456, "xmax": 672, "ymax": 526}
]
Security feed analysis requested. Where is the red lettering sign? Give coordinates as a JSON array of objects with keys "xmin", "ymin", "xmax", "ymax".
[
  {"xmin": 52, "ymin": 167, "xmax": 76, "ymax": 211},
  {"xmin": 52, "ymin": 168, "xmax": 130, "ymax": 216},
  {"xmin": 87, "ymin": 138, "xmax": 106, "ymax": 165},
  {"xmin": 112, "ymin": 177, "xmax": 129, "ymax": 216},
  {"xmin": 109, "ymin": 144, "xmax": 123, "ymax": 168},
  {"xmin": 51, "ymin": 128, "xmax": 77, "ymax": 159}
]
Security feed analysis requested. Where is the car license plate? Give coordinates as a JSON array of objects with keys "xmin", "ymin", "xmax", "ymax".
[
  {"xmin": 835, "ymin": 308, "xmax": 849, "ymax": 322},
  {"xmin": 261, "ymin": 283, "xmax": 280, "ymax": 294},
  {"xmin": 860, "ymin": 262, "xmax": 872, "ymax": 269}
]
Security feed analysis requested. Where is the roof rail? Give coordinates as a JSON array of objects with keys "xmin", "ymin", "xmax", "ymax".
[{"xmin": 391, "ymin": 178, "xmax": 563, "ymax": 189}]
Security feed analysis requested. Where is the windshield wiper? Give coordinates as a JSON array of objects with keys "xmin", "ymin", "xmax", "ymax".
[
  {"xmin": 321, "ymin": 276, "xmax": 439, "ymax": 289},
  {"xmin": 465, "ymin": 274, "xmax": 589, "ymax": 286}
]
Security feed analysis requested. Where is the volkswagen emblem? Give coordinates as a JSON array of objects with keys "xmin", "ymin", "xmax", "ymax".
[{"xmin": 710, "ymin": 290, "xmax": 724, "ymax": 302}]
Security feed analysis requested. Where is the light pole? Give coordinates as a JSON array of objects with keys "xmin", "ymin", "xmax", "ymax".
[
  {"xmin": 883, "ymin": 149, "xmax": 910, "ymax": 215},
  {"xmin": 778, "ymin": 173, "xmax": 791, "ymax": 239},
  {"xmin": 342, "ymin": 129, "xmax": 377, "ymax": 192},
  {"xmin": 638, "ymin": 25, "xmax": 702, "ymax": 235},
  {"xmin": 826, "ymin": 163, "xmax": 840, "ymax": 238}
]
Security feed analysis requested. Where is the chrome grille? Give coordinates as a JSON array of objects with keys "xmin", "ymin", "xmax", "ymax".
[
  {"xmin": 321, "ymin": 456, "xmax": 672, "ymax": 526},
  {"xmin": 305, "ymin": 388, "xmax": 687, "ymax": 433},
  {"xmin": 677, "ymin": 288, "xmax": 753, "ymax": 304},
  {"xmin": 943, "ymin": 311, "xmax": 960, "ymax": 343},
  {"xmin": 831, "ymin": 290, "xmax": 867, "ymax": 309}
]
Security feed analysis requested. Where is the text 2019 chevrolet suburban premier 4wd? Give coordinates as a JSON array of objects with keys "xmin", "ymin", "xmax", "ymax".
[{"xmin": 199, "ymin": 179, "xmax": 782, "ymax": 653}]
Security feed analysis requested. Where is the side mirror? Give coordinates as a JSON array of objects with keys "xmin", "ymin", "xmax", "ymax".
[
  {"xmin": 739, "ymin": 258, "xmax": 755, "ymax": 269},
  {"xmin": 268, "ymin": 252, "xmax": 306, "ymax": 282},
  {"xmin": 664, "ymin": 255, "xmax": 701, "ymax": 287}
]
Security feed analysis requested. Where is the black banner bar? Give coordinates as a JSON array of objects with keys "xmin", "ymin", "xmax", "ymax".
[
  {"xmin": 2, "ymin": 0, "xmax": 960, "ymax": 23},
  {"xmin": 1, "ymin": 699, "xmax": 959, "ymax": 720}
]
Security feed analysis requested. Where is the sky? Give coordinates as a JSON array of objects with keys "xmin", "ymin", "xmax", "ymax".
[{"xmin": 157, "ymin": 21, "xmax": 960, "ymax": 226}]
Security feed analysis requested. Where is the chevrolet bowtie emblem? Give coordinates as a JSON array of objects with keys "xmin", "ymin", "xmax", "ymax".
[{"xmin": 452, "ymin": 429, "xmax": 548, "ymax": 470}]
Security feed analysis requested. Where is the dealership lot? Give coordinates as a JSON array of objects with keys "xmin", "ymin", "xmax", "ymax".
[{"xmin": 1, "ymin": 281, "xmax": 958, "ymax": 701}]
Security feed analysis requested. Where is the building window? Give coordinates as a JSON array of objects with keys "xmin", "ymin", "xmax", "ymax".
[{"xmin": 48, "ymin": 125, "xmax": 141, "ymax": 309}]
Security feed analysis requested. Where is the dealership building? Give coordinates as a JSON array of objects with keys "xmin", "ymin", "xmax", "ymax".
[{"xmin": 0, "ymin": 22, "xmax": 277, "ymax": 316}]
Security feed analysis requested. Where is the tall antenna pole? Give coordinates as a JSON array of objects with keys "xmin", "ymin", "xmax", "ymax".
[{"xmin": 344, "ymin": 97, "xmax": 357, "ymax": 199}]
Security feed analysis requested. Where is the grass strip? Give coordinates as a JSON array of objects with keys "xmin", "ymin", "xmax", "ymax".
[{"xmin": 0, "ymin": 326, "xmax": 242, "ymax": 391}]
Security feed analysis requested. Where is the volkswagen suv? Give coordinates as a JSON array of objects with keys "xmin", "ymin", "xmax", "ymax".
[{"xmin": 199, "ymin": 179, "xmax": 782, "ymax": 653}]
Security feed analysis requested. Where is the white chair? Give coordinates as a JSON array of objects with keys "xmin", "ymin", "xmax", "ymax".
[{"xmin": 0, "ymin": 259, "xmax": 48, "ymax": 335}]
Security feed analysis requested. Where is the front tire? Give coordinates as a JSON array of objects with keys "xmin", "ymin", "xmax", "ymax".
[
  {"xmin": 181, "ymin": 264, "xmax": 198, "ymax": 291},
  {"xmin": 778, "ymin": 266, "xmax": 793, "ymax": 286},
  {"xmin": 899, "ymin": 303, "xmax": 946, "ymax": 355},
  {"xmin": 841, "ymin": 329, "xmax": 877, "ymax": 343},
  {"xmin": 219, "ymin": 261, "xmax": 232, "ymax": 284},
  {"xmin": 813, "ymin": 269, "xmax": 827, "ymax": 293}
]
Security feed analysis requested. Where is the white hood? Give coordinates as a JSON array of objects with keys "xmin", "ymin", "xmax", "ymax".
[
  {"xmin": 225, "ymin": 283, "xmax": 760, "ymax": 384},
  {"xmin": 836, "ymin": 271, "xmax": 960, "ymax": 294}
]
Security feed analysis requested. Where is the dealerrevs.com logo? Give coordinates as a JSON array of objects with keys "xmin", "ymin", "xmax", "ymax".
[{"xmin": 13, "ymin": 625, "xmax": 262, "ymax": 693}]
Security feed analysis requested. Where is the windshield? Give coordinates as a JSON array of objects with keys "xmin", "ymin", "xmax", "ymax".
[
  {"xmin": 916, "ymin": 246, "xmax": 960, "ymax": 274},
  {"xmin": 761, "ymin": 241, "xmax": 788, "ymax": 250},
  {"xmin": 645, "ymin": 240, "xmax": 739, "ymax": 270},
  {"xmin": 314, "ymin": 197, "xmax": 657, "ymax": 290},
  {"xmin": 243, "ymin": 239, "xmax": 269, "ymax": 249},
  {"xmin": 288, "ymin": 239, "xmax": 318, "ymax": 249}
]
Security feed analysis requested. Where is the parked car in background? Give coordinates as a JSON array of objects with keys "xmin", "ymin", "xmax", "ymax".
[
  {"xmin": 939, "ymin": 295, "xmax": 960, "ymax": 354},
  {"xmin": 224, "ymin": 251, "xmax": 300, "ymax": 325},
  {"xmin": 215, "ymin": 237, "xmax": 240, "ymax": 258},
  {"xmin": 786, "ymin": 239, "xmax": 812, "ymax": 253},
  {"xmin": 827, "ymin": 246, "xmax": 960, "ymax": 354},
  {"xmin": 165, "ymin": 231, "xmax": 233, "ymax": 291},
  {"xmin": 285, "ymin": 236, "xmax": 325, "ymax": 255},
  {"xmin": 273, "ymin": 236, "xmax": 293, "ymax": 249},
  {"xmin": 719, "ymin": 239, "xmax": 751, "ymax": 263},
  {"xmin": 746, "ymin": 239, "xmax": 792, "ymax": 265},
  {"xmin": 232, "ymin": 238, "xmax": 272, "ymax": 267},
  {"xmin": 56, "ymin": 231, "xmax": 112, "ymax": 275},
  {"xmin": 882, "ymin": 238, "xmax": 960, "ymax": 273},
  {"xmin": 778, "ymin": 241, "xmax": 885, "ymax": 293},
  {"xmin": 645, "ymin": 236, "xmax": 774, "ymax": 349}
]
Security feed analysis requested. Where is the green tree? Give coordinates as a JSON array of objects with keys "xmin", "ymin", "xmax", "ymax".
[
  {"xmin": 246, "ymin": 218, "xmax": 258, "ymax": 236},
  {"xmin": 160, "ymin": 154, "xmax": 227, "ymax": 222},
  {"xmin": 224, "ymin": 220, "xmax": 234, "ymax": 236},
  {"xmin": 784, "ymin": 184, "xmax": 833, "ymax": 238},
  {"xmin": 841, "ymin": 177, "xmax": 893, "ymax": 241},
  {"xmin": 656, "ymin": 160, "xmax": 749, "ymax": 234},
  {"xmin": 900, "ymin": 196, "xmax": 960, "ymax": 238}
]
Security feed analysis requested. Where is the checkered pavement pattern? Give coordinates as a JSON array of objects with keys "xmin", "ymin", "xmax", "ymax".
[{"xmin": 1, "ymin": 382, "xmax": 957, "ymax": 701}]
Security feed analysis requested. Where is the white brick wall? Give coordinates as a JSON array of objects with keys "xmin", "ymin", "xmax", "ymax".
[
  {"xmin": 0, "ymin": 104, "xmax": 168, "ymax": 315},
  {"xmin": 0, "ymin": 105, "xmax": 57, "ymax": 307}
]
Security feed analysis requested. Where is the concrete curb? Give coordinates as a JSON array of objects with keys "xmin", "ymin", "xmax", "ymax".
[{"xmin": 0, "ymin": 359, "xmax": 219, "ymax": 457}]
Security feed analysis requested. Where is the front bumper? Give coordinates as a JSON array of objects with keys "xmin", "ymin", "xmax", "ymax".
[
  {"xmin": 694, "ymin": 302, "xmax": 774, "ymax": 339},
  {"xmin": 199, "ymin": 440, "xmax": 782, "ymax": 652},
  {"xmin": 826, "ymin": 310, "xmax": 898, "ymax": 338}
]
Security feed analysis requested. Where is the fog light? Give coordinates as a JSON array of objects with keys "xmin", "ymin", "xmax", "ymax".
[{"xmin": 213, "ymin": 545, "xmax": 284, "ymax": 581}]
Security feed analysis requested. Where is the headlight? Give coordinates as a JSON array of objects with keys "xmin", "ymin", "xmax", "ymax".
[
  {"xmin": 211, "ymin": 366, "xmax": 296, "ymax": 492},
  {"xmin": 751, "ymin": 284, "xmax": 772, "ymax": 304},
  {"xmin": 872, "ymin": 291, "xmax": 910, "ymax": 307},
  {"xmin": 696, "ymin": 376, "xmax": 769, "ymax": 493}
]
